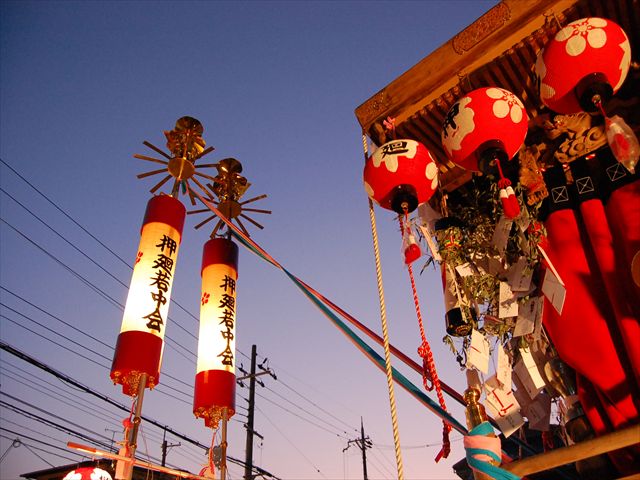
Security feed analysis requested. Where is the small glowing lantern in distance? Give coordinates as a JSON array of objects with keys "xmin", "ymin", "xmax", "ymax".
[
  {"xmin": 63, "ymin": 467, "xmax": 113, "ymax": 480},
  {"xmin": 363, "ymin": 139, "xmax": 439, "ymax": 214},
  {"xmin": 535, "ymin": 17, "xmax": 631, "ymax": 114},
  {"xmin": 111, "ymin": 194, "xmax": 186, "ymax": 395},
  {"xmin": 194, "ymin": 237, "xmax": 239, "ymax": 427},
  {"xmin": 441, "ymin": 87, "xmax": 529, "ymax": 173}
]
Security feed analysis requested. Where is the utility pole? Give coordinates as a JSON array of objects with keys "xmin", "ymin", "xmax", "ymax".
[
  {"xmin": 239, "ymin": 344, "xmax": 276, "ymax": 480},
  {"xmin": 343, "ymin": 417, "xmax": 372, "ymax": 480},
  {"xmin": 161, "ymin": 427, "xmax": 180, "ymax": 467},
  {"xmin": 243, "ymin": 345, "xmax": 257, "ymax": 480}
]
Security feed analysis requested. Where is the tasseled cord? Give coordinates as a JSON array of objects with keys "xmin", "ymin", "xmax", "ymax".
[
  {"xmin": 399, "ymin": 211, "xmax": 452, "ymax": 462},
  {"xmin": 495, "ymin": 159, "xmax": 520, "ymax": 219}
]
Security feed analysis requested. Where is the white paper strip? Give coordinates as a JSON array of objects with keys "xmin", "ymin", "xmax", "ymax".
[{"xmin": 466, "ymin": 329, "xmax": 490, "ymax": 374}]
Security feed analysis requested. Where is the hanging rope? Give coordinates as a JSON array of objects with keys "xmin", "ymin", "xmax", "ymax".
[
  {"xmin": 400, "ymin": 213, "xmax": 452, "ymax": 462},
  {"xmin": 364, "ymin": 133, "xmax": 405, "ymax": 480}
]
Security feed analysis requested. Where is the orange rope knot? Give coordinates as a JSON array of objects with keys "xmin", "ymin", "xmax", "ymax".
[
  {"xmin": 435, "ymin": 423, "xmax": 452, "ymax": 462},
  {"xmin": 399, "ymin": 214, "xmax": 453, "ymax": 462}
]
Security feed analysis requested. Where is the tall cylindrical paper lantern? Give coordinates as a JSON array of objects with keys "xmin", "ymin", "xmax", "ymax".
[
  {"xmin": 535, "ymin": 17, "xmax": 631, "ymax": 114},
  {"xmin": 194, "ymin": 237, "xmax": 239, "ymax": 428},
  {"xmin": 363, "ymin": 139, "xmax": 439, "ymax": 214},
  {"xmin": 111, "ymin": 194, "xmax": 186, "ymax": 395}
]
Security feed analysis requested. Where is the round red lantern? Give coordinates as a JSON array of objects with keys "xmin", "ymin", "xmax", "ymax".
[
  {"xmin": 63, "ymin": 467, "xmax": 113, "ymax": 480},
  {"xmin": 111, "ymin": 194, "xmax": 186, "ymax": 395},
  {"xmin": 193, "ymin": 237, "xmax": 238, "ymax": 428},
  {"xmin": 441, "ymin": 87, "xmax": 529, "ymax": 173},
  {"xmin": 363, "ymin": 139, "xmax": 439, "ymax": 213},
  {"xmin": 535, "ymin": 17, "xmax": 631, "ymax": 114}
]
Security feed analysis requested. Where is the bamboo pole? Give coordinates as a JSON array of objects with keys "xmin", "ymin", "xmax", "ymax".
[{"xmin": 502, "ymin": 424, "xmax": 640, "ymax": 476}]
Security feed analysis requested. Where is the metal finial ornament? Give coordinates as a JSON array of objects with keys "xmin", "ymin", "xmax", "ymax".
[
  {"xmin": 188, "ymin": 157, "xmax": 271, "ymax": 238},
  {"xmin": 134, "ymin": 116, "xmax": 218, "ymax": 205}
]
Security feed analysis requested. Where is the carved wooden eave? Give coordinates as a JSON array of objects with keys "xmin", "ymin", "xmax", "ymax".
[{"xmin": 354, "ymin": 0, "xmax": 640, "ymax": 194}]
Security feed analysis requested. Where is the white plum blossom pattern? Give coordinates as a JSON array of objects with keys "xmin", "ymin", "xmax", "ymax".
[
  {"xmin": 364, "ymin": 180, "xmax": 374, "ymax": 199},
  {"xmin": 535, "ymin": 52, "xmax": 555, "ymax": 101},
  {"xmin": 425, "ymin": 158, "xmax": 438, "ymax": 191},
  {"xmin": 486, "ymin": 88, "xmax": 524, "ymax": 123},
  {"xmin": 615, "ymin": 37, "xmax": 632, "ymax": 91},
  {"xmin": 556, "ymin": 18, "xmax": 608, "ymax": 57}
]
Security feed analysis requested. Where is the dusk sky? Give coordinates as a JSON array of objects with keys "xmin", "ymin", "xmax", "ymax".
[{"xmin": 1, "ymin": 1, "xmax": 497, "ymax": 479}]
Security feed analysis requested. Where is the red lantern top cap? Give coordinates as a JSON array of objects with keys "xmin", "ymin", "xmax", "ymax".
[
  {"xmin": 201, "ymin": 237, "xmax": 239, "ymax": 275},
  {"xmin": 536, "ymin": 17, "xmax": 631, "ymax": 114},
  {"xmin": 441, "ymin": 87, "xmax": 529, "ymax": 172},
  {"xmin": 142, "ymin": 194, "xmax": 186, "ymax": 235},
  {"xmin": 363, "ymin": 139, "xmax": 438, "ymax": 213}
]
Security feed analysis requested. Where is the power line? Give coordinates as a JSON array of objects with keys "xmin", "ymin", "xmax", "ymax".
[
  {"xmin": 255, "ymin": 405, "xmax": 327, "ymax": 480},
  {"xmin": 1, "ymin": 314, "xmax": 111, "ymax": 369},
  {"xmin": 1, "ymin": 311, "xmax": 193, "ymax": 404},
  {"xmin": 273, "ymin": 377, "xmax": 359, "ymax": 434},
  {"xmin": 0, "ymin": 432, "xmax": 82, "ymax": 465},
  {"xmin": 0, "ymin": 157, "xmax": 132, "ymax": 270},
  {"xmin": 1, "ymin": 219, "xmax": 198, "ymax": 364},
  {"xmin": 1, "ymin": 418, "xmax": 75, "ymax": 449},
  {"xmin": 1, "ymin": 158, "xmax": 252, "ymax": 362},
  {"xmin": 1, "ymin": 217, "xmax": 124, "ymax": 310},
  {"xmin": 0, "ymin": 158, "xmax": 202, "ymax": 333},
  {"xmin": 0, "ymin": 341, "xmax": 279, "ymax": 479},
  {"xmin": 0, "ymin": 289, "xmax": 195, "ymax": 391},
  {"xmin": 1, "ymin": 392, "xmax": 115, "ymax": 447},
  {"xmin": 0, "ymin": 399, "xmax": 114, "ymax": 453},
  {"xmin": 255, "ymin": 391, "xmax": 348, "ymax": 440},
  {"xmin": 0, "ymin": 369, "xmax": 121, "ymax": 426},
  {"xmin": 1, "ymin": 286, "xmax": 113, "ymax": 350},
  {"xmin": 1, "ymin": 186, "xmax": 130, "ymax": 289},
  {"xmin": 262, "ymin": 384, "xmax": 352, "ymax": 437}
]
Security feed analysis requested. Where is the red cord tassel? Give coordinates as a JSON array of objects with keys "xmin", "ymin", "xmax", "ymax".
[{"xmin": 498, "ymin": 178, "xmax": 520, "ymax": 219}]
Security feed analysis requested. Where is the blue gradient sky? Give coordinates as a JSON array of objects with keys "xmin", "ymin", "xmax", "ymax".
[{"xmin": 1, "ymin": 2, "xmax": 496, "ymax": 479}]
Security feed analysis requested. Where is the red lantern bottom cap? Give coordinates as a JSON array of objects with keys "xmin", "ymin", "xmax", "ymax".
[
  {"xmin": 111, "ymin": 331, "xmax": 162, "ymax": 395},
  {"xmin": 194, "ymin": 369, "xmax": 236, "ymax": 427}
]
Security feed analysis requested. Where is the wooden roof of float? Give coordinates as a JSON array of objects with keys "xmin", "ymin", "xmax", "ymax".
[{"xmin": 354, "ymin": 0, "xmax": 640, "ymax": 193}]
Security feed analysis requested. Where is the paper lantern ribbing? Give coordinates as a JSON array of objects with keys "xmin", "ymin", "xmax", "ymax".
[
  {"xmin": 63, "ymin": 467, "xmax": 113, "ymax": 480},
  {"xmin": 441, "ymin": 87, "xmax": 529, "ymax": 173},
  {"xmin": 194, "ymin": 237, "xmax": 239, "ymax": 428},
  {"xmin": 535, "ymin": 17, "xmax": 631, "ymax": 114},
  {"xmin": 363, "ymin": 139, "xmax": 439, "ymax": 214},
  {"xmin": 111, "ymin": 194, "xmax": 186, "ymax": 395}
]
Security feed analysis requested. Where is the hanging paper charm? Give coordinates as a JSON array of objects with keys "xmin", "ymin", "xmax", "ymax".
[
  {"xmin": 604, "ymin": 115, "xmax": 639, "ymax": 174},
  {"xmin": 111, "ymin": 194, "xmax": 186, "ymax": 395},
  {"xmin": 535, "ymin": 17, "xmax": 631, "ymax": 114},
  {"xmin": 363, "ymin": 139, "xmax": 439, "ymax": 213},
  {"xmin": 194, "ymin": 237, "xmax": 239, "ymax": 428},
  {"xmin": 402, "ymin": 219, "xmax": 422, "ymax": 264}
]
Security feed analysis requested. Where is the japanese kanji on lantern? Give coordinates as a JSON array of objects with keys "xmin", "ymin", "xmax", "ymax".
[
  {"xmin": 110, "ymin": 194, "xmax": 186, "ymax": 395},
  {"xmin": 194, "ymin": 237, "xmax": 239, "ymax": 428},
  {"xmin": 363, "ymin": 139, "xmax": 439, "ymax": 214}
]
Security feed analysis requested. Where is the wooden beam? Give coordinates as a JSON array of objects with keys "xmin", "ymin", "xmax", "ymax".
[
  {"xmin": 501, "ymin": 424, "xmax": 640, "ymax": 476},
  {"xmin": 354, "ymin": 0, "xmax": 578, "ymax": 133}
]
